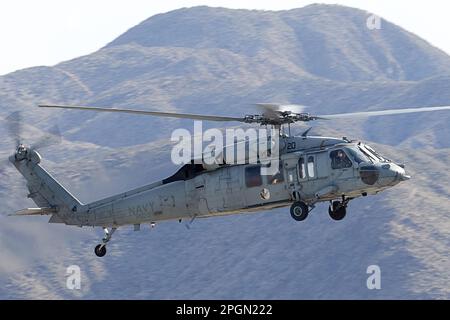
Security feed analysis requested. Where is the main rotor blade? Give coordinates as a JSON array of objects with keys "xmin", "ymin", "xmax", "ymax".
[
  {"xmin": 317, "ymin": 106, "xmax": 450, "ymax": 120},
  {"xmin": 39, "ymin": 104, "xmax": 245, "ymax": 122}
]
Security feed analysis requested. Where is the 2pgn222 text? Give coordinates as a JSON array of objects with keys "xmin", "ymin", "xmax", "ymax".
[{"xmin": 176, "ymin": 304, "xmax": 273, "ymax": 318}]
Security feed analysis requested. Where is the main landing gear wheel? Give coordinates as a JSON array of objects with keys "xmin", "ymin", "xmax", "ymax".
[
  {"xmin": 290, "ymin": 201, "xmax": 309, "ymax": 221},
  {"xmin": 94, "ymin": 244, "xmax": 107, "ymax": 257},
  {"xmin": 328, "ymin": 201, "xmax": 347, "ymax": 221}
]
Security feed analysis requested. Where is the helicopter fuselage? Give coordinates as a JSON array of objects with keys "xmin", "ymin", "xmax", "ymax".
[{"xmin": 42, "ymin": 135, "xmax": 409, "ymax": 228}]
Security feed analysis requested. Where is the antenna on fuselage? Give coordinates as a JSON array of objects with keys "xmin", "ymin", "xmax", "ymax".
[{"xmin": 301, "ymin": 127, "xmax": 313, "ymax": 138}]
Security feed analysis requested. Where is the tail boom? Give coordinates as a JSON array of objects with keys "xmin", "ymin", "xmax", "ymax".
[{"xmin": 11, "ymin": 149, "xmax": 82, "ymax": 224}]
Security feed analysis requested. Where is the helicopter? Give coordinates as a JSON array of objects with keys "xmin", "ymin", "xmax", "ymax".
[{"xmin": 5, "ymin": 103, "xmax": 450, "ymax": 257}]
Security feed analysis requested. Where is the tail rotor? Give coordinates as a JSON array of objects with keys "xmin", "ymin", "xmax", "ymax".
[
  {"xmin": 5, "ymin": 111, "xmax": 23, "ymax": 147},
  {"xmin": 2, "ymin": 111, "xmax": 62, "ymax": 164}
]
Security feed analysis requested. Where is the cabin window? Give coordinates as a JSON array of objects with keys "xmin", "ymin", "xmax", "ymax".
[
  {"xmin": 245, "ymin": 166, "xmax": 262, "ymax": 188},
  {"xmin": 298, "ymin": 157, "xmax": 306, "ymax": 179},
  {"xmin": 330, "ymin": 150, "xmax": 352, "ymax": 169},
  {"xmin": 268, "ymin": 165, "xmax": 284, "ymax": 185},
  {"xmin": 307, "ymin": 156, "xmax": 315, "ymax": 178}
]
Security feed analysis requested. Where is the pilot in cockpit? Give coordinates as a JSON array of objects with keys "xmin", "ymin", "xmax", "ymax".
[{"xmin": 331, "ymin": 150, "xmax": 352, "ymax": 169}]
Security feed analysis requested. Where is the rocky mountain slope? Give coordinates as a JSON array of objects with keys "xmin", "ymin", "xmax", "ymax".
[{"xmin": 0, "ymin": 5, "xmax": 449, "ymax": 299}]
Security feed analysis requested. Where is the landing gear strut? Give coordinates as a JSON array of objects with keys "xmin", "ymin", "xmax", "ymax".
[
  {"xmin": 94, "ymin": 227, "xmax": 117, "ymax": 257},
  {"xmin": 328, "ymin": 196, "xmax": 350, "ymax": 221},
  {"xmin": 290, "ymin": 201, "xmax": 309, "ymax": 221}
]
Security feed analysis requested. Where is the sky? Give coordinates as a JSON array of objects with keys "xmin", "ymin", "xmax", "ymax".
[{"xmin": 0, "ymin": 0, "xmax": 450, "ymax": 76}]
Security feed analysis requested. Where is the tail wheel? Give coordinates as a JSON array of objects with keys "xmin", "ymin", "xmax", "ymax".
[
  {"xmin": 94, "ymin": 244, "xmax": 107, "ymax": 257},
  {"xmin": 328, "ymin": 201, "xmax": 346, "ymax": 221},
  {"xmin": 290, "ymin": 201, "xmax": 309, "ymax": 221}
]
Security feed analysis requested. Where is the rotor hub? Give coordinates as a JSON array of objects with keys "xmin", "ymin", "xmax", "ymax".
[
  {"xmin": 243, "ymin": 112, "xmax": 319, "ymax": 126},
  {"xmin": 15, "ymin": 144, "xmax": 28, "ymax": 161}
]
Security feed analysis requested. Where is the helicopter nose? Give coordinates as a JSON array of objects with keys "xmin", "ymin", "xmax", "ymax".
[
  {"xmin": 388, "ymin": 164, "xmax": 411, "ymax": 184},
  {"xmin": 394, "ymin": 164, "xmax": 411, "ymax": 182},
  {"xmin": 377, "ymin": 163, "xmax": 410, "ymax": 186}
]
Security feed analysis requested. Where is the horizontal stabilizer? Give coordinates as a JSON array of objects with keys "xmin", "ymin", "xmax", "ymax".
[{"xmin": 9, "ymin": 207, "xmax": 57, "ymax": 216}]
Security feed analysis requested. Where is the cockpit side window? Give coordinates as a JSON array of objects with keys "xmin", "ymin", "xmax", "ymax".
[{"xmin": 330, "ymin": 149, "xmax": 352, "ymax": 169}]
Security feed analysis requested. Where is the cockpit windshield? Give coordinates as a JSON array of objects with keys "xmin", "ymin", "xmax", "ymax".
[
  {"xmin": 363, "ymin": 144, "xmax": 389, "ymax": 162},
  {"xmin": 358, "ymin": 145, "xmax": 377, "ymax": 163},
  {"xmin": 346, "ymin": 146, "xmax": 371, "ymax": 164}
]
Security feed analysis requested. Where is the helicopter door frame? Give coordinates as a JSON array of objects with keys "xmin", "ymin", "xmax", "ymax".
[
  {"xmin": 284, "ymin": 154, "xmax": 308, "ymax": 188},
  {"xmin": 243, "ymin": 164, "xmax": 265, "ymax": 207},
  {"xmin": 262, "ymin": 162, "xmax": 287, "ymax": 203},
  {"xmin": 297, "ymin": 153, "xmax": 319, "ymax": 182},
  {"xmin": 294, "ymin": 153, "xmax": 317, "ymax": 201},
  {"xmin": 286, "ymin": 167, "xmax": 298, "ymax": 186}
]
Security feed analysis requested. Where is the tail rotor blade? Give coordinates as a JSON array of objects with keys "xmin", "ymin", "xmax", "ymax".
[
  {"xmin": 3, "ymin": 111, "xmax": 62, "ymax": 151},
  {"xmin": 30, "ymin": 125, "xmax": 62, "ymax": 150},
  {"xmin": 5, "ymin": 111, "xmax": 23, "ymax": 145}
]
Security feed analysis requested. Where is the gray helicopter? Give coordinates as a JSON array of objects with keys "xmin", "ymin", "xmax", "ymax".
[{"xmin": 6, "ymin": 103, "xmax": 450, "ymax": 257}]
